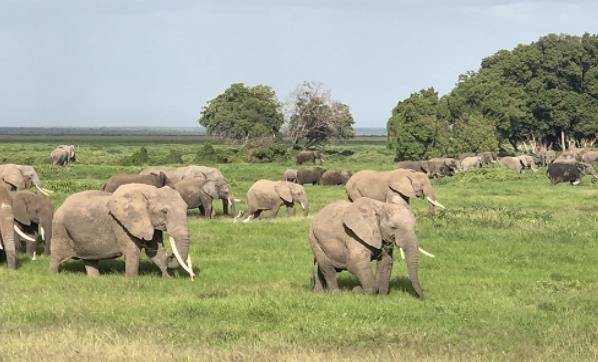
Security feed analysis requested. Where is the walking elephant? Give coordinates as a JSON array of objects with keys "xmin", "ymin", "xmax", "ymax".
[
  {"xmin": 50, "ymin": 145, "xmax": 76, "ymax": 166},
  {"xmin": 547, "ymin": 162, "xmax": 598, "ymax": 185},
  {"xmin": 320, "ymin": 169, "xmax": 353, "ymax": 185},
  {"xmin": 102, "ymin": 172, "xmax": 168, "ymax": 193},
  {"xmin": 296, "ymin": 150, "xmax": 324, "ymax": 165},
  {"xmin": 282, "ymin": 169, "xmax": 298, "ymax": 183},
  {"xmin": 345, "ymin": 169, "xmax": 445, "ymax": 213},
  {"xmin": 49, "ymin": 184, "xmax": 195, "ymax": 279},
  {"xmin": 499, "ymin": 156, "xmax": 524, "ymax": 173},
  {"xmin": 309, "ymin": 197, "xmax": 431, "ymax": 298},
  {"xmin": 172, "ymin": 178, "xmax": 235, "ymax": 219},
  {"xmin": 10, "ymin": 190, "xmax": 54, "ymax": 259},
  {"xmin": 461, "ymin": 156, "xmax": 482, "ymax": 171},
  {"xmin": 0, "ymin": 164, "xmax": 53, "ymax": 196},
  {"xmin": 0, "ymin": 186, "xmax": 36, "ymax": 269},
  {"xmin": 243, "ymin": 180, "xmax": 308, "ymax": 222},
  {"xmin": 297, "ymin": 167, "xmax": 327, "ymax": 185},
  {"xmin": 516, "ymin": 155, "xmax": 538, "ymax": 171}
]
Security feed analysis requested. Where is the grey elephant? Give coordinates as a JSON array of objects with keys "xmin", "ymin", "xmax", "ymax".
[
  {"xmin": 499, "ymin": 156, "xmax": 524, "ymax": 173},
  {"xmin": 309, "ymin": 197, "xmax": 431, "ymax": 298},
  {"xmin": 297, "ymin": 167, "xmax": 327, "ymax": 185},
  {"xmin": 282, "ymin": 168, "xmax": 298, "ymax": 183},
  {"xmin": 0, "ymin": 186, "xmax": 36, "ymax": 269},
  {"xmin": 461, "ymin": 156, "xmax": 482, "ymax": 171},
  {"xmin": 172, "ymin": 178, "xmax": 234, "ymax": 219},
  {"xmin": 479, "ymin": 151, "xmax": 497, "ymax": 165},
  {"xmin": 516, "ymin": 155, "xmax": 538, "ymax": 171},
  {"xmin": 49, "ymin": 184, "xmax": 195, "ymax": 279},
  {"xmin": 0, "ymin": 164, "xmax": 53, "ymax": 196},
  {"xmin": 320, "ymin": 169, "xmax": 353, "ymax": 185},
  {"xmin": 50, "ymin": 145, "xmax": 76, "ymax": 166},
  {"xmin": 296, "ymin": 150, "xmax": 324, "ymax": 165},
  {"xmin": 10, "ymin": 190, "xmax": 54, "ymax": 259},
  {"xmin": 243, "ymin": 180, "xmax": 308, "ymax": 222},
  {"xmin": 425, "ymin": 158, "xmax": 460, "ymax": 177},
  {"xmin": 395, "ymin": 160, "xmax": 427, "ymax": 173},
  {"xmin": 346, "ymin": 169, "xmax": 445, "ymax": 213},
  {"xmin": 547, "ymin": 162, "xmax": 598, "ymax": 185},
  {"xmin": 102, "ymin": 172, "xmax": 168, "ymax": 193}
]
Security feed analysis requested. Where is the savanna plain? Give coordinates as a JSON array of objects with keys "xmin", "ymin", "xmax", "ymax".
[{"xmin": 0, "ymin": 137, "xmax": 597, "ymax": 361}]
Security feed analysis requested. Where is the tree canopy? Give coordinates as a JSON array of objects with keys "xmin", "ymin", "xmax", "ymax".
[{"xmin": 198, "ymin": 83, "xmax": 284, "ymax": 144}]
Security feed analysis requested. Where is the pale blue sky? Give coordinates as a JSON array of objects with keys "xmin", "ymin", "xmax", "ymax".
[{"xmin": 1, "ymin": 0, "xmax": 596, "ymax": 127}]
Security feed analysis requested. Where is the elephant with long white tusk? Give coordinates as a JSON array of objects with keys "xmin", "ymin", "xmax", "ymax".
[
  {"xmin": 9, "ymin": 190, "xmax": 54, "ymax": 258},
  {"xmin": 0, "ymin": 164, "xmax": 53, "ymax": 195}
]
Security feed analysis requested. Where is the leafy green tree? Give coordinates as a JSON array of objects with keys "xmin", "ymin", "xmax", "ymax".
[
  {"xmin": 198, "ymin": 83, "xmax": 284, "ymax": 144},
  {"xmin": 451, "ymin": 113, "xmax": 499, "ymax": 153}
]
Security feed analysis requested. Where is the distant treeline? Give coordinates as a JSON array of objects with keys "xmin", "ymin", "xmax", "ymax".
[{"xmin": 387, "ymin": 33, "xmax": 598, "ymax": 160}]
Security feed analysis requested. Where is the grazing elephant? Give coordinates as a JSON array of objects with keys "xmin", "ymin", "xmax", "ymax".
[
  {"xmin": 243, "ymin": 180, "xmax": 308, "ymax": 222},
  {"xmin": 425, "ymin": 158, "xmax": 460, "ymax": 177},
  {"xmin": 297, "ymin": 167, "xmax": 327, "ymax": 185},
  {"xmin": 516, "ymin": 155, "xmax": 538, "ymax": 172},
  {"xmin": 309, "ymin": 197, "xmax": 430, "ymax": 298},
  {"xmin": 50, "ymin": 145, "xmax": 76, "ymax": 166},
  {"xmin": 345, "ymin": 169, "xmax": 445, "ymax": 213},
  {"xmin": 320, "ymin": 169, "xmax": 353, "ymax": 185},
  {"xmin": 49, "ymin": 184, "xmax": 195, "ymax": 279},
  {"xmin": 282, "ymin": 169, "xmax": 298, "ymax": 183},
  {"xmin": 102, "ymin": 172, "xmax": 168, "ymax": 193},
  {"xmin": 461, "ymin": 156, "xmax": 482, "ymax": 171},
  {"xmin": 547, "ymin": 162, "xmax": 598, "ymax": 185},
  {"xmin": 395, "ymin": 160, "xmax": 427, "ymax": 173},
  {"xmin": 458, "ymin": 152, "xmax": 477, "ymax": 161},
  {"xmin": 296, "ymin": 150, "xmax": 324, "ymax": 165},
  {"xmin": 172, "ymin": 178, "xmax": 235, "ymax": 219},
  {"xmin": 0, "ymin": 164, "xmax": 53, "ymax": 196},
  {"xmin": 499, "ymin": 156, "xmax": 524, "ymax": 173},
  {"xmin": 10, "ymin": 190, "xmax": 54, "ymax": 259}
]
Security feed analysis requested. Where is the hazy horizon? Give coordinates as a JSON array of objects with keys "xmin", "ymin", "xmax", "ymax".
[{"xmin": 1, "ymin": 0, "xmax": 596, "ymax": 128}]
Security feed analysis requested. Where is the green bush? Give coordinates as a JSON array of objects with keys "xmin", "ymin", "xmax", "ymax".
[
  {"xmin": 243, "ymin": 142, "xmax": 290, "ymax": 163},
  {"xmin": 194, "ymin": 144, "xmax": 232, "ymax": 164},
  {"xmin": 120, "ymin": 147, "xmax": 150, "ymax": 166},
  {"xmin": 162, "ymin": 149, "xmax": 184, "ymax": 164}
]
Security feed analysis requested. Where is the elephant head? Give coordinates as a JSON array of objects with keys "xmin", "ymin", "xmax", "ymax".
[
  {"xmin": 387, "ymin": 170, "xmax": 444, "ymax": 213},
  {"xmin": 0, "ymin": 164, "xmax": 52, "ymax": 196},
  {"xmin": 11, "ymin": 191, "xmax": 54, "ymax": 257},
  {"xmin": 343, "ymin": 198, "xmax": 424, "ymax": 299},
  {"xmin": 274, "ymin": 182, "xmax": 309, "ymax": 216},
  {"xmin": 108, "ymin": 185, "xmax": 194, "ymax": 279}
]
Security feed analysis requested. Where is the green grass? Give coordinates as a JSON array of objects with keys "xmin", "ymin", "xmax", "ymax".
[{"xmin": 0, "ymin": 139, "xmax": 597, "ymax": 360}]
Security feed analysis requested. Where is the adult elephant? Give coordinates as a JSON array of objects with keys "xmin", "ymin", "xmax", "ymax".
[
  {"xmin": 0, "ymin": 186, "xmax": 36, "ymax": 269},
  {"xmin": 172, "ymin": 178, "xmax": 234, "ymax": 219},
  {"xmin": 297, "ymin": 167, "xmax": 327, "ymax": 185},
  {"xmin": 395, "ymin": 160, "xmax": 427, "ymax": 173},
  {"xmin": 547, "ymin": 162, "xmax": 598, "ymax": 185},
  {"xmin": 102, "ymin": 172, "xmax": 168, "ymax": 193},
  {"xmin": 309, "ymin": 197, "xmax": 430, "ymax": 298},
  {"xmin": 320, "ymin": 169, "xmax": 353, "ymax": 185},
  {"xmin": 0, "ymin": 164, "xmax": 53, "ymax": 196},
  {"xmin": 50, "ymin": 145, "xmax": 76, "ymax": 166},
  {"xmin": 345, "ymin": 169, "xmax": 445, "ymax": 213},
  {"xmin": 10, "ymin": 190, "xmax": 54, "ymax": 259},
  {"xmin": 243, "ymin": 180, "xmax": 308, "ymax": 222},
  {"xmin": 461, "ymin": 156, "xmax": 482, "ymax": 171},
  {"xmin": 49, "ymin": 184, "xmax": 195, "ymax": 279},
  {"xmin": 425, "ymin": 158, "xmax": 460, "ymax": 177},
  {"xmin": 296, "ymin": 150, "xmax": 324, "ymax": 165},
  {"xmin": 582, "ymin": 150, "xmax": 598, "ymax": 164},
  {"xmin": 499, "ymin": 156, "xmax": 524, "ymax": 173},
  {"xmin": 516, "ymin": 155, "xmax": 538, "ymax": 172}
]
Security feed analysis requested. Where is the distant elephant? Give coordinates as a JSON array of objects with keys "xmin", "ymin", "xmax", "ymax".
[
  {"xmin": 50, "ymin": 145, "xmax": 76, "ymax": 166},
  {"xmin": 320, "ymin": 169, "xmax": 353, "ymax": 185},
  {"xmin": 282, "ymin": 169, "xmax": 298, "ymax": 183},
  {"xmin": 49, "ymin": 184, "xmax": 195, "ymax": 279},
  {"xmin": 547, "ymin": 162, "xmax": 598, "ymax": 185},
  {"xmin": 297, "ymin": 167, "xmax": 327, "ymax": 185},
  {"xmin": 461, "ymin": 156, "xmax": 482, "ymax": 171},
  {"xmin": 102, "ymin": 172, "xmax": 168, "ymax": 193},
  {"xmin": 516, "ymin": 155, "xmax": 537, "ymax": 172},
  {"xmin": 395, "ymin": 160, "xmax": 427, "ymax": 173},
  {"xmin": 499, "ymin": 156, "xmax": 524, "ymax": 173},
  {"xmin": 296, "ymin": 150, "xmax": 324, "ymax": 165},
  {"xmin": 458, "ymin": 152, "xmax": 476, "ymax": 161},
  {"xmin": 425, "ymin": 158, "xmax": 460, "ymax": 177},
  {"xmin": 10, "ymin": 190, "xmax": 54, "ymax": 259},
  {"xmin": 172, "ymin": 178, "xmax": 235, "ymax": 219},
  {"xmin": 479, "ymin": 151, "xmax": 497, "ymax": 166},
  {"xmin": 532, "ymin": 150, "xmax": 556, "ymax": 166},
  {"xmin": 553, "ymin": 151, "xmax": 581, "ymax": 164},
  {"xmin": 309, "ymin": 197, "xmax": 430, "ymax": 298},
  {"xmin": 0, "ymin": 164, "xmax": 53, "ymax": 196},
  {"xmin": 345, "ymin": 169, "xmax": 445, "ymax": 214},
  {"xmin": 243, "ymin": 180, "xmax": 308, "ymax": 222},
  {"xmin": 582, "ymin": 151, "xmax": 598, "ymax": 164}
]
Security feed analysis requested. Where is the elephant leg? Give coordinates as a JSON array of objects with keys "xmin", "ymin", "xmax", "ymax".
[
  {"xmin": 145, "ymin": 232, "xmax": 170, "ymax": 277},
  {"xmin": 271, "ymin": 203, "xmax": 282, "ymax": 218},
  {"xmin": 347, "ymin": 252, "xmax": 376, "ymax": 294},
  {"xmin": 204, "ymin": 203, "xmax": 213, "ymax": 219},
  {"xmin": 124, "ymin": 244, "xmax": 141, "ymax": 277},
  {"xmin": 312, "ymin": 261, "xmax": 326, "ymax": 292},
  {"xmin": 286, "ymin": 203, "xmax": 295, "ymax": 217},
  {"xmin": 48, "ymin": 254, "xmax": 68, "ymax": 273},
  {"xmin": 83, "ymin": 260, "xmax": 100, "ymax": 277},
  {"xmin": 222, "ymin": 198, "xmax": 228, "ymax": 216},
  {"xmin": 25, "ymin": 240, "xmax": 37, "ymax": 260},
  {"xmin": 375, "ymin": 249, "xmax": 394, "ymax": 295}
]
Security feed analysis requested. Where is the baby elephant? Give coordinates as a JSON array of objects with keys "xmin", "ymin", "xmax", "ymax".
[
  {"xmin": 309, "ymin": 197, "xmax": 431, "ymax": 298},
  {"xmin": 243, "ymin": 180, "xmax": 308, "ymax": 222},
  {"xmin": 102, "ymin": 172, "xmax": 168, "ymax": 193},
  {"xmin": 172, "ymin": 178, "xmax": 236, "ymax": 219}
]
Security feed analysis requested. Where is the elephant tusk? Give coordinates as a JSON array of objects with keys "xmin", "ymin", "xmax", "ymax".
[
  {"xmin": 418, "ymin": 247, "xmax": 435, "ymax": 258},
  {"xmin": 426, "ymin": 197, "xmax": 446, "ymax": 210},
  {"xmin": 32, "ymin": 250, "xmax": 37, "ymax": 261},
  {"xmin": 186, "ymin": 255, "xmax": 194, "ymax": 281},
  {"xmin": 35, "ymin": 185, "xmax": 50, "ymax": 196},
  {"xmin": 233, "ymin": 198, "xmax": 241, "ymax": 203},
  {"xmin": 42, "ymin": 187, "xmax": 54, "ymax": 194},
  {"xmin": 399, "ymin": 248, "xmax": 405, "ymax": 260},
  {"xmin": 168, "ymin": 236, "xmax": 195, "ymax": 280},
  {"xmin": 39, "ymin": 226, "xmax": 45, "ymax": 241},
  {"xmin": 14, "ymin": 225, "xmax": 37, "ymax": 242},
  {"xmin": 242, "ymin": 214, "xmax": 254, "ymax": 223}
]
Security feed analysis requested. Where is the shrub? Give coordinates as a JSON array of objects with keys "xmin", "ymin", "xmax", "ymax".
[
  {"xmin": 121, "ymin": 147, "xmax": 150, "ymax": 166},
  {"xmin": 163, "ymin": 149, "xmax": 184, "ymax": 164},
  {"xmin": 194, "ymin": 144, "xmax": 232, "ymax": 164},
  {"xmin": 243, "ymin": 142, "xmax": 290, "ymax": 163}
]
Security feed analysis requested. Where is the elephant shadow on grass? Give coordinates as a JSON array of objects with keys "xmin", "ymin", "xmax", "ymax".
[
  {"xmin": 59, "ymin": 259, "xmax": 169, "ymax": 277},
  {"xmin": 334, "ymin": 272, "xmax": 420, "ymax": 298}
]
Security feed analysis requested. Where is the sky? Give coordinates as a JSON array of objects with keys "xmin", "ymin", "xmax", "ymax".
[{"xmin": 1, "ymin": 0, "xmax": 596, "ymax": 128}]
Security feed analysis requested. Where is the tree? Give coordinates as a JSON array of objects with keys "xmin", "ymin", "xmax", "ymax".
[
  {"xmin": 198, "ymin": 83, "xmax": 284, "ymax": 144},
  {"xmin": 285, "ymin": 81, "xmax": 355, "ymax": 147}
]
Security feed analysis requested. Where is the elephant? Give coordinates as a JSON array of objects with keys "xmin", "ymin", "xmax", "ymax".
[
  {"xmin": 460, "ymin": 156, "xmax": 482, "ymax": 171},
  {"xmin": 533, "ymin": 150, "xmax": 557, "ymax": 166},
  {"xmin": 553, "ymin": 151, "xmax": 581, "ymax": 164},
  {"xmin": 102, "ymin": 172, "xmax": 168, "ymax": 193},
  {"xmin": 320, "ymin": 169, "xmax": 353, "ymax": 185},
  {"xmin": 547, "ymin": 162, "xmax": 598, "ymax": 185},
  {"xmin": 10, "ymin": 190, "xmax": 54, "ymax": 259},
  {"xmin": 50, "ymin": 145, "xmax": 76, "ymax": 166},
  {"xmin": 395, "ymin": 160, "xmax": 427, "ymax": 173},
  {"xmin": 171, "ymin": 178, "xmax": 235, "ymax": 219},
  {"xmin": 0, "ymin": 186, "xmax": 36, "ymax": 269},
  {"xmin": 49, "ymin": 184, "xmax": 195, "ymax": 279},
  {"xmin": 582, "ymin": 151, "xmax": 598, "ymax": 164},
  {"xmin": 345, "ymin": 169, "xmax": 445, "ymax": 214},
  {"xmin": 309, "ymin": 197, "xmax": 431, "ymax": 298},
  {"xmin": 297, "ymin": 167, "xmax": 327, "ymax": 185},
  {"xmin": 516, "ymin": 155, "xmax": 538, "ymax": 172},
  {"xmin": 499, "ymin": 156, "xmax": 525, "ymax": 173},
  {"xmin": 458, "ymin": 152, "xmax": 477, "ymax": 161},
  {"xmin": 243, "ymin": 180, "xmax": 308, "ymax": 222},
  {"xmin": 296, "ymin": 150, "xmax": 324, "ymax": 165},
  {"xmin": 425, "ymin": 158, "xmax": 460, "ymax": 177},
  {"xmin": 0, "ymin": 164, "xmax": 53, "ymax": 196},
  {"xmin": 282, "ymin": 168, "xmax": 298, "ymax": 183}
]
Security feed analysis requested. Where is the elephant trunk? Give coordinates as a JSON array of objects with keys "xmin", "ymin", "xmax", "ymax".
[
  {"xmin": 40, "ymin": 217, "xmax": 53, "ymax": 256},
  {"xmin": 165, "ymin": 224, "xmax": 194, "ymax": 280},
  {"xmin": 299, "ymin": 196, "xmax": 309, "ymax": 216},
  {"xmin": 397, "ymin": 231, "xmax": 424, "ymax": 300},
  {"xmin": 0, "ymin": 205, "xmax": 17, "ymax": 269},
  {"xmin": 423, "ymin": 185, "xmax": 444, "ymax": 213},
  {"xmin": 228, "ymin": 197, "xmax": 237, "ymax": 218}
]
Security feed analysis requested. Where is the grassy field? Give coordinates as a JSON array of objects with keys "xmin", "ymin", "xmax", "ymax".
[{"xmin": 0, "ymin": 139, "xmax": 597, "ymax": 361}]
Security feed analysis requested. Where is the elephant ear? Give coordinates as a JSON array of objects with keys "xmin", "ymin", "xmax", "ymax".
[
  {"xmin": 108, "ymin": 192, "xmax": 154, "ymax": 241},
  {"xmin": 388, "ymin": 173, "xmax": 417, "ymax": 198},
  {"xmin": 2, "ymin": 173, "xmax": 25, "ymax": 190},
  {"xmin": 12, "ymin": 196, "xmax": 30, "ymax": 226},
  {"xmin": 275, "ymin": 183, "xmax": 293, "ymax": 203},
  {"xmin": 343, "ymin": 199, "xmax": 382, "ymax": 249},
  {"xmin": 202, "ymin": 180, "xmax": 219, "ymax": 199}
]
